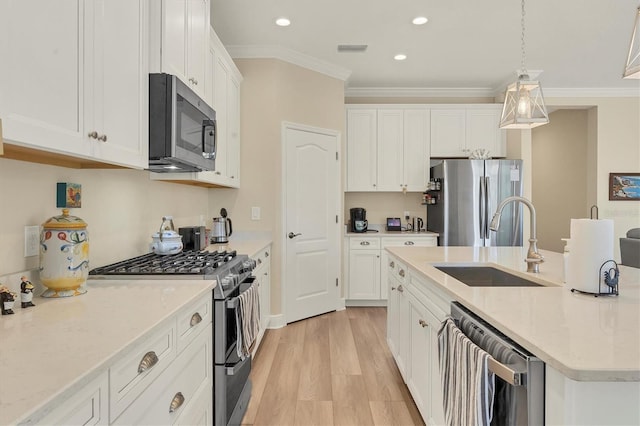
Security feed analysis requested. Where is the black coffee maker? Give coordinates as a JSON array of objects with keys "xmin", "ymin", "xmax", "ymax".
[{"xmin": 350, "ymin": 208, "xmax": 368, "ymax": 233}]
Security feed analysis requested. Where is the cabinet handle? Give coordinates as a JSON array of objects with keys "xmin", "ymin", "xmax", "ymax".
[
  {"xmin": 190, "ymin": 312, "xmax": 202, "ymax": 327},
  {"xmin": 265, "ymin": 251, "xmax": 269, "ymax": 257},
  {"xmin": 360, "ymin": 241, "xmax": 370, "ymax": 246},
  {"xmin": 373, "ymin": 184, "xmax": 377, "ymax": 187},
  {"xmin": 264, "ymin": 272, "xmax": 268, "ymax": 276},
  {"xmin": 390, "ymin": 261, "xmax": 395, "ymax": 268},
  {"xmin": 404, "ymin": 241, "xmax": 415, "ymax": 246},
  {"xmin": 215, "ymin": 171, "xmax": 221, "ymax": 175},
  {"xmin": 397, "ymin": 285, "xmax": 404, "ymax": 293},
  {"xmin": 97, "ymin": 134, "xmax": 107, "ymax": 142},
  {"xmin": 419, "ymin": 319, "xmax": 428, "ymax": 328},
  {"xmin": 193, "ymin": 79, "xmax": 198, "ymax": 85},
  {"xmin": 399, "ymin": 269, "xmax": 405, "ymax": 277},
  {"xmin": 391, "ymin": 286, "xmax": 396, "ymax": 291},
  {"xmin": 169, "ymin": 392, "xmax": 185, "ymax": 413},
  {"xmin": 87, "ymin": 131, "xmax": 98, "ymax": 139},
  {"xmin": 137, "ymin": 351, "xmax": 159, "ymax": 374},
  {"xmin": 257, "ymin": 258, "xmax": 262, "ymax": 265}
]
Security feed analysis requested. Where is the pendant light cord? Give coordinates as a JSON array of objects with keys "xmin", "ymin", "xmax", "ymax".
[{"xmin": 521, "ymin": 0, "xmax": 528, "ymax": 76}]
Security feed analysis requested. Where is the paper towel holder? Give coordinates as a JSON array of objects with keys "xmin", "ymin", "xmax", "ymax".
[
  {"xmin": 590, "ymin": 205, "xmax": 599, "ymax": 219},
  {"xmin": 570, "ymin": 259, "xmax": 619, "ymax": 297}
]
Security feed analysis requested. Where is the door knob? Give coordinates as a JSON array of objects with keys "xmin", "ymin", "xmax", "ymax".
[{"xmin": 288, "ymin": 232, "xmax": 302, "ymax": 239}]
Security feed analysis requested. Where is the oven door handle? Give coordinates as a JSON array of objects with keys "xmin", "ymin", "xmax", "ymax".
[
  {"xmin": 488, "ymin": 357, "xmax": 525, "ymax": 386},
  {"xmin": 225, "ymin": 279, "xmax": 257, "ymax": 309}
]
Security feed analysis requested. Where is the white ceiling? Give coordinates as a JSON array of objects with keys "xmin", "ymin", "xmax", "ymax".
[{"xmin": 210, "ymin": 0, "xmax": 640, "ymax": 97}]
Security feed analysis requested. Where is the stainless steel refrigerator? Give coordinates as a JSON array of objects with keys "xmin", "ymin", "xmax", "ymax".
[{"xmin": 427, "ymin": 159, "xmax": 523, "ymax": 246}]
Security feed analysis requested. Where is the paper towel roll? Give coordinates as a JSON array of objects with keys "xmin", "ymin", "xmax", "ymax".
[{"xmin": 566, "ymin": 219, "xmax": 614, "ymax": 293}]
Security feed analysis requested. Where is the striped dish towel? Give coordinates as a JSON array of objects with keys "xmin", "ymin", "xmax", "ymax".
[
  {"xmin": 438, "ymin": 317, "xmax": 495, "ymax": 426},
  {"xmin": 235, "ymin": 282, "xmax": 261, "ymax": 360}
]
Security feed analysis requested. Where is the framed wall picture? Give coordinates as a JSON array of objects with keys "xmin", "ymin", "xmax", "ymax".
[{"xmin": 609, "ymin": 173, "xmax": 640, "ymax": 200}]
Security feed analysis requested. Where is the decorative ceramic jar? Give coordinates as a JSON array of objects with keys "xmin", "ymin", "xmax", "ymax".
[{"xmin": 40, "ymin": 209, "xmax": 89, "ymax": 297}]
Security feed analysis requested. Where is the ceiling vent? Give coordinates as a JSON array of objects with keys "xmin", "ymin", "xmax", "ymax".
[{"xmin": 337, "ymin": 44, "xmax": 368, "ymax": 53}]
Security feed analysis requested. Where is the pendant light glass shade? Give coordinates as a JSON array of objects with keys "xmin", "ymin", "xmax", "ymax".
[
  {"xmin": 499, "ymin": 74, "xmax": 549, "ymax": 129},
  {"xmin": 623, "ymin": 6, "xmax": 640, "ymax": 79},
  {"xmin": 499, "ymin": 0, "xmax": 549, "ymax": 129}
]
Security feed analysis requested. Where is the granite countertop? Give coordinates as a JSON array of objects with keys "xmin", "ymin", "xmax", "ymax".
[
  {"xmin": 0, "ymin": 279, "xmax": 215, "ymax": 425},
  {"xmin": 385, "ymin": 246, "xmax": 640, "ymax": 382}
]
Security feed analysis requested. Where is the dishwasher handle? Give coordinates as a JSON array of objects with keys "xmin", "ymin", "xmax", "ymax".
[{"xmin": 488, "ymin": 357, "xmax": 525, "ymax": 386}]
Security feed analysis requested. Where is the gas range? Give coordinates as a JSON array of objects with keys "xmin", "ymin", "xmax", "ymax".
[{"xmin": 88, "ymin": 249, "xmax": 256, "ymax": 299}]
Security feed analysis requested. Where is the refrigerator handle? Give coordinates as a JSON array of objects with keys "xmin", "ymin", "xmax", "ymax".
[
  {"xmin": 485, "ymin": 176, "xmax": 491, "ymax": 240},
  {"xmin": 479, "ymin": 176, "xmax": 486, "ymax": 239}
]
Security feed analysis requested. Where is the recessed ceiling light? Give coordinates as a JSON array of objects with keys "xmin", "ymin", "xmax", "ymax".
[
  {"xmin": 412, "ymin": 16, "xmax": 428, "ymax": 25},
  {"xmin": 394, "ymin": 54, "xmax": 407, "ymax": 61},
  {"xmin": 275, "ymin": 17, "xmax": 291, "ymax": 27}
]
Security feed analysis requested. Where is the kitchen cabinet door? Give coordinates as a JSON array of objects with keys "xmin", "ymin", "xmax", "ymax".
[
  {"xmin": 427, "ymin": 307, "xmax": 446, "ymax": 426},
  {"xmin": 466, "ymin": 108, "xmax": 506, "ymax": 157},
  {"xmin": 346, "ymin": 109, "xmax": 377, "ymax": 191},
  {"xmin": 430, "ymin": 109, "xmax": 466, "ymax": 157},
  {"xmin": 403, "ymin": 109, "xmax": 430, "ymax": 191},
  {"xmin": 161, "ymin": 0, "xmax": 188, "ymax": 82},
  {"xmin": 387, "ymin": 273, "xmax": 401, "ymax": 358},
  {"xmin": 213, "ymin": 55, "xmax": 229, "ymax": 178},
  {"xmin": 87, "ymin": 0, "xmax": 148, "ymax": 169},
  {"xmin": 396, "ymin": 281, "xmax": 410, "ymax": 381},
  {"xmin": 376, "ymin": 110, "xmax": 404, "ymax": 191},
  {"xmin": 187, "ymin": 0, "xmax": 208, "ymax": 99},
  {"xmin": 407, "ymin": 292, "xmax": 432, "ymax": 420},
  {"xmin": 348, "ymin": 249, "xmax": 381, "ymax": 300},
  {"xmin": 226, "ymin": 75, "xmax": 241, "ymax": 187},
  {"xmin": 0, "ymin": 0, "xmax": 87, "ymax": 156}
]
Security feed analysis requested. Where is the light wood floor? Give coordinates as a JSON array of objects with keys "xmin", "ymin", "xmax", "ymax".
[{"xmin": 241, "ymin": 307, "xmax": 425, "ymax": 426}]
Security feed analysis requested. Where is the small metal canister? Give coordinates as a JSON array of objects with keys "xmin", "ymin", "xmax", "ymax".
[{"xmin": 40, "ymin": 209, "xmax": 89, "ymax": 297}]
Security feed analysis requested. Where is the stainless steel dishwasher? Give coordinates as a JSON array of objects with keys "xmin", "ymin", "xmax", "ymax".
[{"xmin": 450, "ymin": 302, "xmax": 545, "ymax": 425}]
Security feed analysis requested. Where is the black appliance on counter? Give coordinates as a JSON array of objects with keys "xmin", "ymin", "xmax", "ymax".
[
  {"xmin": 350, "ymin": 207, "xmax": 368, "ymax": 233},
  {"xmin": 89, "ymin": 250, "xmax": 257, "ymax": 426},
  {"xmin": 179, "ymin": 226, "xmax": 207, "ymax": 250}
]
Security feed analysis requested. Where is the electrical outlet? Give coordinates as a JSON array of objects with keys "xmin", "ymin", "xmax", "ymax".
[
  {"xmin": 251, "ymin": 207, "xmax": 261, "ymax": 221},
  {"xmin": 404, "ymin": 211, "xmax": 410, "ymax": 219},
  {"xmin": 24, "ymin": 226, "xmax": 40, "ymax": 257}
]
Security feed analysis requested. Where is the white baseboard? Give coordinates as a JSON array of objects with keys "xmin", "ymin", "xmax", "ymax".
[
  {"xmin": 345, "ymin": 299, "xmax": 388, "ymax": 307},
  {"xmin": 268, "ymin": 313, "xmax": 286, "ymax": 329},
  {"xmin": 337, "ymin": 298, "xmax": 346, "ymax": 311}
]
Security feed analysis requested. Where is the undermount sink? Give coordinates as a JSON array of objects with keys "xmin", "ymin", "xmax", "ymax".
[{"xmin": 435, "ymin": 266, "xmax": 544, "ymax": 287}]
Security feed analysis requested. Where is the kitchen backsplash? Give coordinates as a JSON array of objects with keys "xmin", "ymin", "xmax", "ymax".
[
  {"xmin": 0, "ymin": 157, "xmax": 211, "ymax": 276},
  {"xmin": 344, "ymin": 192, "xmax": 426, "ymax": 227}
]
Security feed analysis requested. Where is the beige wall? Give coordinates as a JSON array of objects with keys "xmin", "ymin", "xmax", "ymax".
[
  {"xmin": 344, "ymin": 192, "xmax": 425, "ymax": 228},
  {"xmin": 0, "ymin": 159, "xmax": 210, "ymax": 275},
  {"xmin": 208, "ymin": 58, "xmax": 346, "ymax": 317},
  {"xmin": 532, "ymin": 109, "xmax": 590, "ymax": 252}
]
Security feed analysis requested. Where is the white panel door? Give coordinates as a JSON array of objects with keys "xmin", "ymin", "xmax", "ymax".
[
  {"xmin": 346, "ymin": 109, "xmax": 377, "ymax": 191},
  {"xmin": 376, "ymin": 109, "xmax": 404, "ymax": 191},
  {"xmin": 284, "ymin": 123, "xmax": 340, "ymax": 323},
  {"xmin": 404, "ymin": 109, "xmax": 430, "ymax": 191}
]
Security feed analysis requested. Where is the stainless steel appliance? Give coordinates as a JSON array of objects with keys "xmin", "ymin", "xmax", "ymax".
[
  {"xmin": 450, "ymin": 302, "xmax": 545, "ymax": 425},
  {"xmin": 179, "ymin": 226, "xmax": 207, "ymax": 250},
  {"xmin": 212, "ymin": 208, "xmax": 233, "ymax": 244},
  {"xmin": 427, "ymin": 159, "xmax": 523, "ymax": 246},
  {"xmin": 148, "ymin": 73, "xmax": 217, "ymax": 172},
  {"xmin": 350, "ymin": 207, "xmax": 368, "ymax": 232},
  {"xmin": 89, "ymin": 250, "xmax": 257, "ymax": 426}
]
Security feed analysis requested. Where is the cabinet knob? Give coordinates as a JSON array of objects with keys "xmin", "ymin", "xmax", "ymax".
[
  {"xmin": 190, "ymin": 312, "xmax": 202, "ymax": 327},
  {"xmin": 265, "ymin": 251, "xmax": 269, "ymax": 257},
  {"xmin": 404, "ymin": 241, "xmax": 415, "ymax": 245},
  {"xmin": 87, "ymin": 131, "xmax": 98, "ymax": 139},
  {"xmin": 169, "ymin": 392, "xmax": 185, "ymax": 413},
  {"xmin": 360, "ymin": 241, "xmax": 370, "ymax": 246},
  {"xmin": 97, "ymin": 134, "xmax": 107, "ymax": 142},
  {"xmin": 257, "ymin": 258, "xmax": 262, "ymax": 265},
  {"xmin": 399, "ymin": 269, "xmax": 405, "ymax": 277},
  {"xmin": 137, "ymin": 351, "xmax": 159, "ymax": 374},
  {"xmin": 215, "ymin": 171, "xmax": 221, "ymax": 175},
  {"xmin": 391, "ymin": 286, "xmax": 396, "ymax": 291},
  {"xmin": 419, "ymin": 319, "xmax": 428, "ymax": 328},
  {"xmin": 390, "ymin": 261, "xmax": 395, "ymax": 268},
  {"xmin": 373, "ymin": 184, "xmax": 376, "ymax": 187},
  {"xmin": 397, "ymin": 285, "xmax": 404, "ymax": 293}
]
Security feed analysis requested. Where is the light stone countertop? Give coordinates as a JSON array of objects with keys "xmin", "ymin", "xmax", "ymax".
[
  {"xmin": 345, "ymin": 230, "xmax": 439, "ymax": 237},
  {"xmin": 0, "ymin": 278, "xmax": 215, "ymax": 425},
  {"xmin": 385, "ymin": 246, "xmax": 640, "ymax": 382},
  {"xmin": 206, "ymin": 239, "xmax": 272, "ymax": 258}
]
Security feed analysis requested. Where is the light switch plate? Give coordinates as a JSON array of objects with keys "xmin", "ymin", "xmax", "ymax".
[
  {"xmin": 24, "ymin": 226, "xmax": 40, "ymax": 257},
  {"xmin": 251, "ymin": 207, "xmax": 261, "ymax": 221}
]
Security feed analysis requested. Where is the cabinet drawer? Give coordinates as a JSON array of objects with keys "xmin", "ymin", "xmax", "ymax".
[
  {"xmin": 109, "ymin": 320, "xmax": 176, "ymax": 420},
  {"xmin": 349, "ymin": 237, "xmax": 380, "ymax": 249},
  {"xmin": 112, "ymin": 324, "xmax": 212, "ymax": 425},
  {"xmin": 388, "ymin": 257, "xmax": 408, "ymax": 283},
  {"xmin": 381, "ymin": 236, "xmax": 437, "ymax": 247},
  {"xmin": 252, "ymin": 245, "xmax": 271, "ymax": 271},
  {"xmin": 177, "ymin": 293, "xmax": 211, "ymax": 353}
]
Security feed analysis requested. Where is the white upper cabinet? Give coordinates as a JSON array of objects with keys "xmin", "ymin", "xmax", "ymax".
[
  {"xmin": 0, "ymin": 0, "xmax": 148, "ymax": 169},
  {"xmin": 346, "ymin": 106, "xmax": 429, "ymax": 192},
  {"xmin": 155, "ymin": 0, "xmax": 209, "ymax": 99},
  {"xmin": 430, "ymin": 105, "xmax": 506, "ymax": 158},
  {"xmin": 346, "ymin": 109, "xmax": 378, "ymax": 191}
]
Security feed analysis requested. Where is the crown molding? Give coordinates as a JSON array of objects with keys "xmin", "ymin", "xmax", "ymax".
[
  {"xmin": 542, "ymin": 87, "xmax": 640, "ymax": 98},
  {"xmin": 226, "ymin": 45, "xmax": 352, "ymax": 81},
  {"xmin": 345, "ymin": 87, "xmax": 497, "ymax": 98}
]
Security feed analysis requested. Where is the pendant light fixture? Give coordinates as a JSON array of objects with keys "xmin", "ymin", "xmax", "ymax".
[
  {"xmin": 499, "ymin": 0, "xmax": 549, "ymax": 129},
  {"xmin": 623, "ymin": 6, "xmax": 640, "ymax": 79}
]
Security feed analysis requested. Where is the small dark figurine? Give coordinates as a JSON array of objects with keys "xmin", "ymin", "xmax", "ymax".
[
  {"xmin": 0, "ymin": 285, "xmax": 17, "ymax": 315},
  {"xmin": 604, "ymin": 267, "xmax": 619, "ymax": 288},
  {"xmin": 20, "ymin": 276, "xmax": 36, "ymax": 308}
]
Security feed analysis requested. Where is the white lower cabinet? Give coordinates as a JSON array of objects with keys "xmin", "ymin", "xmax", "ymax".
[
  {"xmin": 387, "ymin": 254, "xmax": 448, "ymax": 426},
  {"xmin": 252, "ymin": 244, "xmax": 272, "ymax": 338}
]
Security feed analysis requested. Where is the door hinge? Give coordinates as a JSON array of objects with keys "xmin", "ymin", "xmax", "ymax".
[
  {"xmin": 336, "ymin": 215, "xmax": 339, "ymax": 223},
  {"xmin": 336, "ymin": 278, "xmax": 339, "ymax": 287},
  {"xmin": 336, "ymin": 151, "xmax": 339, "ymax": 161}
]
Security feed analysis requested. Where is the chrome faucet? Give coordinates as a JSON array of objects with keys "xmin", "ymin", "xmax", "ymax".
[{"xmin": 489, "ymin": 196, "xmax": 544, "ymax": 273}]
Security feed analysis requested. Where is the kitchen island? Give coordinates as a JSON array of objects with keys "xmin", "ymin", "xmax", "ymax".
[
  {"xmin": 386, "ymin": 246, "xmax": 640, "ymax": 425},
  {"xmin": 0, "ymin": 278, "xmax": 215, "ymax": 425}
]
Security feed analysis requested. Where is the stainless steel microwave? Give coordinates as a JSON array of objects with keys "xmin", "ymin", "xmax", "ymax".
[{"xmin": 148, "ymin": 73, "xmax": 216, "ymax": 172}]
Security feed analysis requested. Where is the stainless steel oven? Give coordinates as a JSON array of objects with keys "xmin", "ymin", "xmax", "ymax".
[
  {"xmin": 149, "ymin": 73, "xmax": 217, "ymax": 172},
  {"xmin": 450, "ymin": 302, "xmax": 545, "ymax": 426}
]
